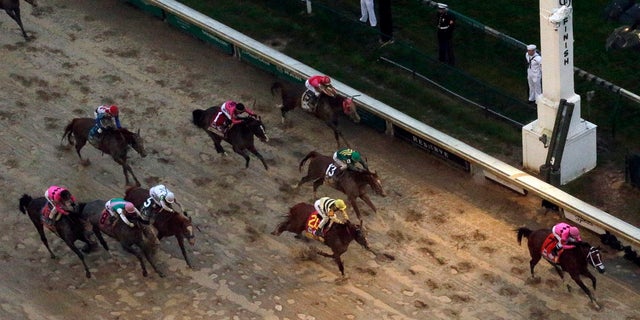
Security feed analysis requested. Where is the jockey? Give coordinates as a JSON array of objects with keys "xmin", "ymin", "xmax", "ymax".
[
  {"xmin": 89, "ymin": 105, "xmax": 122, "ymax": 144},
  {"xmin": 211, "ymin": 100, "xmax": 256, "ymax": 135},
  {"xmin": 105, "ymin": 198, "xmax": 138, "ymax": 228},
  {"xmin": 148, "ymin": 184, "xmax": 177, "ymax": 212},
  {"xmin": 313, "ymin": 197, "xmax": 347, "ymax": 237},
  {"xmin": 44, "ymin": 186, "xmax": 97, "ymax": 246},
  {"xmin": 305, "ymin": 75, "xmax": 332, "ymax": 98},
  {"xmin": 551, "ymin": 222, "xmax": 582, "ymax": 262},
  {"xmin": 333, "ymin": 147, "xmax": 369, "ymax": 173},
  {"xmin": 44, "ymin": 185, "xmax": 77, "ymax": 223}
]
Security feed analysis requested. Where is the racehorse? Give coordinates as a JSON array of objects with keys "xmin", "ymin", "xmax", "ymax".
[
  {"xmin": 80, "ymin": 199, "xmax": 164, "ymax": 278},
  {"xmin": 61, "ymin": 118, "xmax": 147, "ymax": 186},
  {"xmin": 295, "ymin": 151, "xmax": 386, "ymax": 225},
  {"xmin": 191, "ymin": 106, "xmax": 269, "ymax": 170},
  {"xmin": 18, "ymin": 194, "xmax": 106, "ymax": 279},
  {"xmin": 271, "ymin": 202, "xmax": 374, "ymax": 276},
  {"xmin": 516, "ymin": 227, "xmax": 605, "ymax": 309},
  {"xmin": 1, "ymin": 0, "xmax": 37, "ymax": 41},
  {"xmin": 124, "ymin": 186, "xmax": 196, "ymax": 268},
  {"xmin": 270, "ymin": 81, "xmax": 360, "ymax": 148}
]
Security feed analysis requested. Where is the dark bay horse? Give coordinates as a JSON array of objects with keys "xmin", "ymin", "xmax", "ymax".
[
  {"xmin": 18, "ymin": 194, "xmax": 107, "ymax": 278},
  {"xmin": 271, "ymin": 202, "xmax": 374, "ymax": 276},
  {"xmin": 191, "ymin": 106, "xmax": 269, "ymax": 170},
  {"xmin": 271, "ymin": 81, "xmax": 360, "ymax": 148},
  {"xmin": 1, "ymin": 0, "xmax": 37, "ymax": 41},
  {"xmin": 124, "ymin": 186, "xmax": 196, "ymax": 268},
  {"xmin": 516, "ymin": 227, "xmax": 605, "ymax": 309},
  {"xmin": 62, "ymin": 118, "xmax": 147, "ymax": 186},
  {"xmin": 80, "ymin": 199, "xmax": 164, "ymax": 277},
  {"xmin": 295, "ymin": 151, "xmax": 386, "ymax": 224}
]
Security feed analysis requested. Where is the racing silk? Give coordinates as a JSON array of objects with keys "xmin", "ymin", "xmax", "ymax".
[
  {"xmin": 552, "ymin": 222, "xmax": 581, "ymax": 250},
  {"xmin": 95, "ymin": 105, "xmax": 122, "ymax": 129},
  {"xmin": 220, "ymin": 100, "xmax": 256, "ymax": 125},
  {"xmin": 148, "ymin": 184, "xmax": 174, "ymax": 212},
  {"xmin": 105, "ymin": 198, "xmax": 128, "ymax": 215},
  {"xmin": 94, "ymin": 112, "xmax": 119, "ymax": 131},
  {"xmin": 305, "ymin": 75, "xmax": 329, "ymax": 97},
  {"xmin": 314, "ymin": 197, "xmax": 336, "ymax": 217},
  {"xmin": 334, "ymin": 147, "xmax": 368, "ymax": 170},
  {"xmin": 45, "ymin": 185, "xmax": 76, "ymax": 214}
]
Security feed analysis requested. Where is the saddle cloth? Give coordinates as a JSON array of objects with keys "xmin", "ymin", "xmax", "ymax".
[
  {"xmin": 300, "ymin": 90, "xmax": 316, "ymax": 112},
  {"xmin": 541, "ymin": 233, "xmax": 560, "ymax": 262}
]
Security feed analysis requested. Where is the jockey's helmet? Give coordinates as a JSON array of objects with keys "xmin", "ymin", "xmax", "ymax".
[
  {"xmin": 322, "ymin": 76, "xmax": 331, "ymax": 85},
  {"xmin": 125, "ymin": 202, "xmax": 137, "ymax": 213},
  {"xmin": 236, "ymin": 103, "xmax": 245, "ymax": 112},
  {"xmin": 334, "ymin": 199, "xmax": 347, "ymax": 211},
  {"xmin": 108, "ymin": 105, "xmax": 119, "ymax": 117},
  {"xmin": 569, "ymin": 226, "xmax": 580, "ymax": 239},
  {"xmin": 59, "ymin": 189, "xmax": 72, "ymax": 202},
  {"xmin": 164, "ymin": 192, "xmax": 175, "ymax": 204},
  {"xmin": 351, "ymin": 151, "xmax": 362, "ymax": 162}
]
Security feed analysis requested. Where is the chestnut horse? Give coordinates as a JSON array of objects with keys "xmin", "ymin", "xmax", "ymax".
[
  {"xmin": 295, "ymin": 151, "xmax": 386, "ymax": 224},
  {"xmin": 271, "ymin": 202, "xmax": 373, "ymax": 276},
  {"xmin": 271, "ymin": 81, "xmax": 360, "ymax": 148},
  {"xmin": 18, "ymin": 194, "xmax": 107, "ymax": 278},
  {"xmin": 516, "ymin": 227, "xmax": 605, "ymax": 309},
  {"xmin": 80, "ymin": 199, "xmax": 164, "ymax": 278},
  {"xmin": 191, "ymin": 106, "xmax": 269, "ymax": 170},
  {"xmin": 1, "ymin": 0, "xmax": 37, "ymax": 41},
  {"xmin": 124, "ymin": 186, "xmax": 196, "ymax": 268},
  {"xmin": 61, "ymin": 118, "xmax": 147, "ymax": 186}
]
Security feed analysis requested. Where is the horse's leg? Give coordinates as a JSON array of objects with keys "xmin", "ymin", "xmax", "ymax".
[
  {"xmin": 359, "ymin": 194, "xmax": 377, "ymax": 213},
  {"xmin": 94, "ymin": 229, "xmax": 110, "ymax": 251},
  {"xmin": 233, "ymin": 147, "xmax": 251, "ymax": 168},
  {"xmin": 316, "ymin": 251, "xmax": 346, "ymax": 276},
  {"xmin": 312, "ymin": 179, "xmax": 324, "ymax": 199},
  {"xmin": 61, "ymin": 237, "xmax": 92, "ymax": 278},
  {"xmin": 120, "ymin": 243, "xmax": 149, "ymax": 277},
  {"xmin": 175, "ymin": 236, "xmax": 193, "ymax": 269},
  {"xmin": 7, "ymin": 9, "xmax": 29, "ymax": 40},
  {"xmin": 30, "ymin": 217, "xmax": 56, "ymax": 258},
  {"xmin": 348, "ymin": 197, "xmax": 363, "ymax": 225},
  {"xmin": 142, "ymin": 247, "xmax": 165, "ymax": 278},
  {"xmin": 206, "ymin": 132, "xmax": 225, "ymax": 154},
  {"xmin": 247, "ymin": 146, "xmax": 268, "ymax": 170},
  {"xmin": 529, "ymin": 251, "xmax": 542, "ymax": 279},
  {"xmin": 125, "ymin": 163, "xmax": 141, "ymax": 187},
  {"xmin": 569, "ymin": 272, "xmax": 597, "ymax": 305},
  {"xmin": 271, "ymin": 220, "xmax": 288, "ymax": 236}
]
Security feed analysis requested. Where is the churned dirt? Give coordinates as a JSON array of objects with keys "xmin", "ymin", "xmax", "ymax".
[{"xmin": 0, "ymin": 1, "xmax": 639, "ymax": 319}]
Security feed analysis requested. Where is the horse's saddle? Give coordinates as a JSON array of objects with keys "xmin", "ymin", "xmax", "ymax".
[
  {"xmin": 40, "ymin": 203, "xmax": 56, "ymax": 230},
  {"xmin": 300, "ymin": 90, "xmax": 317, "ymax": 112},
  {"xmin": 324, "ymin": 163, "xmax": 344, "ymax": 186},
  {"xmin": 304, "ymin": 211, "xmax": 327, "ymax": 242}
]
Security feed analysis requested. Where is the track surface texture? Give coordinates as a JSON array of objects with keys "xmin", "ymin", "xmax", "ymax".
[{"xmin": 0, "ymin": 1, "xmax": 638, "ymax": 319}]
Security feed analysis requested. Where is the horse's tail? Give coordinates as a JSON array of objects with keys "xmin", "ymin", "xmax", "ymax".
[
  {"xmin": 62, "ymin": 119, "xmax": 76, "ymax": 145},
  {"xmin": 270, "ymin": 82, "xmax": 283, "ymax": 97},
  {"xmin": 516, "ymin": 227, "xmax": 532, "ymax": 245},
  {"xmin": 192, "ymin": 109, "xmax": 207, "ymax": 129},
  {"xmin": 18, "ymin": 194, "xmax": 33, "ymax": 215},
  {"xmin": 299, "ymin": 150, "xmax": 321, "ymax": 172}
]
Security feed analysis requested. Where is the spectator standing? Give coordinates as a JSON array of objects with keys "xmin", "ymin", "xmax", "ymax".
[
  {"xmin": 436, "ymin": 3, "xmax": 455, "ymax": 66},
  {"xmin": 526, "ymin": 44, "xmax": 542, "ymax": 104},
  {"xmin": 359, "ymin": 0, "xmax": 377, "ymax": 27}
]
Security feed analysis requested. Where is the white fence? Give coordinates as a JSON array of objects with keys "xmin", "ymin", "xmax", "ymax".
[{"xmin": 138, "ymin": 0, "xmax": 640, "ymax": 251}]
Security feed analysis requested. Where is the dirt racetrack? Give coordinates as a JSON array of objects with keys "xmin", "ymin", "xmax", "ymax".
[{"xmin": 1, "ymin": 1, "xmax": 639, "ymax": 319}]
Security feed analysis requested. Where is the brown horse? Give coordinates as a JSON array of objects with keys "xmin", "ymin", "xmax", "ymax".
[
  {"xmin": 80, "ymin": 199, "xmax": 164, "ymax": 278},
  {"xmin": 191, "ymin": 106, "xmax": 269, "ymax": 170},
  {"xmin": 271, "ymin": 202, "xmax": 373, "ymax": 276},
  {"xmin": 295, "ymin": 151, "xmax": 386, "ymax": 224},
  {"xmin": 271, "ymin": 81, "xmax": 360, "ymax": 148},
  {"xmin": 124, "ymin": 186, "xmax": 196, "ymax": 268},
  {"xmin": 1, "ymin": 0, "xmax": 37, "ymax": 41},
  {"xmin": 516, "ymin": 227, "xmax": 605, "ymax": 309},
  {"xmin": 18, "ymin": 194, "xmax": 107, "ymax": 278},
  {"xmin": 61, "ymin": 118, "xmax": 147, "ymax": 186}
]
